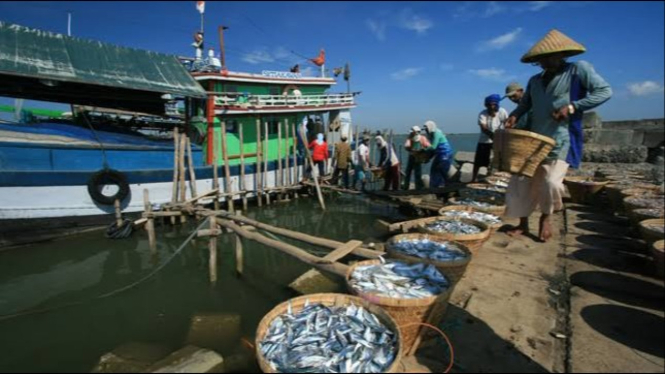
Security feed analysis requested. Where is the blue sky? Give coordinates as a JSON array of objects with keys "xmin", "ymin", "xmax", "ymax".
[{"xmin": 1, "ymin": 1, "xmax": 663, "ymax": 133}]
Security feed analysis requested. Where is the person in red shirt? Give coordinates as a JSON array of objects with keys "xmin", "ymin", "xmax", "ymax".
[{"xmin": 308, "ymin": 133, "xmax": 329, "ymax": 178}]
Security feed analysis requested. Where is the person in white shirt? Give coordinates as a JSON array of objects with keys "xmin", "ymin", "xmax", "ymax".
[
  {"xmin": 352, "ymin": 136, "xmax": 371, "ymax": 191},
  {"xmin": 473, "ymin": 94, "xmax": 507, "ymax": 182},
  {"xmin": 376, "ymin": 135, "xmax": 400, "ymax": 191}
]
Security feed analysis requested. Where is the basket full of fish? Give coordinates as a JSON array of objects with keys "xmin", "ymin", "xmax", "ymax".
[
  {"xmin": 346, "ymin": 260, "xmax": 452, "ymax": 355},
  {"xmin": 416, "ymin": 217, "xmax": 490, "ymax": 253},
  {"xmin": 459, "ymin": 185, "xmax": 506, "ymax": 205},
  {"xmin": 438, "ymin": 205, "xmax": 503, "ymax": 234},
  {"xmin": 385, "ymin": 233, "xmax": 472, "ymax": 285},
  {"xmin": 639, "ymin": 218, "xmax": 665, "ymax": 246},
  {"xmin": 447, "ymin": 197, "xmax": 506, "ymax": 216},
  {"xmin": 256, "ymin": 293, "xmax": 403, "ymax": 373}
]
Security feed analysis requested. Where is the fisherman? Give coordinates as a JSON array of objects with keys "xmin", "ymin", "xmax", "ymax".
[
  {"xmin": 403, "ymin": 125, "xmax": 431, "ymax": 190},
  {"xmin": 504, "ymin": 29, "xmax": 612, "ymax": 242},
  {"xmin": 353, "ymin": 136, "xmax": 371, "ymax": 191},
  {"xmin": 504, "ymin": 82, "xmax": 531, "ymax": 130},
  {"xmin": 472, "ymin": 94, "xmax": 508, "ymax": 183},
  {"xmin": 308, "ymin": 133, "xmax": 329, "ymax": 179},
  {"xmin": 375, "ymin": 135, "xmax": 400, "ymax": 191},
  {"xmin": 423, "ymin": 120, "xmax": 454, "ymax": 188},
  {"xmin": 331, "ymin": 135, "xmax": 352, "ymax": 189}
]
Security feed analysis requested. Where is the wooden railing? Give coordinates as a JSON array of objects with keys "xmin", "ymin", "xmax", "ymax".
[{"xmin": 213, "ymin": 93, "xmax": 355, "ymax": 108}]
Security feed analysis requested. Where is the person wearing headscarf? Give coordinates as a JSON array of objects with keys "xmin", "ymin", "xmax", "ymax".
[
  {"xmin": 403, "ymin": 125, "xmax": 431, "ymax": 190},
  {"xmin": 308, "ymin": 133, "xmax": 329, "ymax": 178},
  {"xmin": 473, "ymin": 94, "xmax": 508, "ymax": 182},
  {"xmin": 423, "ymin": 120, "xmax": 454, "ymax": 188},
  {"xmin": 504, "ymin": 29, "xmax": 612, "ymax": 242},
  {"xmin": 375, "ymin": 135, "xmax": 400, "ymax": 191},
  {"xmin": 352, "ymin": 135, "xmax": 371, "ymax": 191}
]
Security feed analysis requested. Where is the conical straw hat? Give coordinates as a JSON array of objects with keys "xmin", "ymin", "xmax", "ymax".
[{"xmin": 521, "ymin": 29, "xmax": 586, "ymax": 63}]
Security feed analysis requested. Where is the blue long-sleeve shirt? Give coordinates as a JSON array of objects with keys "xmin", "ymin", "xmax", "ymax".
[{"xmin": 510, "ymin": 61, "xmax": 612, "ymax": 161}]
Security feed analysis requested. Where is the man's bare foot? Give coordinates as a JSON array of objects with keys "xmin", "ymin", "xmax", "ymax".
[
  {"xmin": 539, "ymin": 215, "xmax": 552, "ymax": 242},
  {"xmin": 506, "ymin": 225, "xmax": 529, "ymax": 237}
]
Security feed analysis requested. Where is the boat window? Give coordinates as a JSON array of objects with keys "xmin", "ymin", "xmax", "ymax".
[{"xmin": 269, "ymin": 87, "xmax": 280, "ymax": 96}]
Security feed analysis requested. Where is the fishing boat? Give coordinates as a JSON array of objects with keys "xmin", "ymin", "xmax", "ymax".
[{"xmin": 0, "ymin": 22, "xmax": 357, "ymax": 247}]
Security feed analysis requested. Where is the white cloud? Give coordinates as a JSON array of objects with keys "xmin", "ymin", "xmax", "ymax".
[
  {"xmin": 399, "ymin": 9, "xmax": 433, "ymax": 35},
  {"xmin": 440, "ymin": 63, "xmax": 454, "ymax": 71},
  {"xmin": 391, "ymin": 67, "xmax": 423, "ymax": 81},
  {"xmin": 453, "ymin": 2, "xmax": 474, "ymax": 19},
  {"xmin": 468, "ymin": 68, "xmax": 516, "ymax": 82},
  {"xmin": 242, "ymin": 49, "xmax": 275, "ymax": 65},
  {"xmin": 300, "ymin": 66, "xmax": 316, "ymax": 77},
  {"xmin": 627, "ymin": 81, "xmax": 665, "ymax": 96},
  {"xmin": 529, "ymin": 1, "xmax": 552, "ymax": 11},
  {"xmin": 367, "ymin": 19, "xmax": 387, "ymax": 41},
  {"xmin": 478, "ymin": 28, "xmax": 523, "ymax": 52},
  {"xmin": 482, "ymin": 1, "xmax": 506, "ymax": 17}
]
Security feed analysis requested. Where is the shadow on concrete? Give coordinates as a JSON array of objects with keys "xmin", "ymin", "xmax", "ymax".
[
  {"xmin": 414, "ymin": 305, "xmax": 550, "ymax": 373},
  {"xmin": 575, "ymin": 234, "xmax": 648, "ymax": 255},
  {"xmin": 570, "ymin": 271, "xmax": 664, "ymax": 311},
  {"xmin": 577, "ymin": 212, "xmax": 630, "ymax": 225},
  {"xmin": 569, "ymin": 247, "xmax": 654, "ymax": 278},
  {"xmin": 574, "ymin": 221, "xmax": 632, "ymax": 237},
  {"xmin": 581, "ymin": 304, "xmax": 664, "ymax": 358}
]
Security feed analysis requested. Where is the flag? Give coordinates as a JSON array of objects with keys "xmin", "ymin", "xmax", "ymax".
[
  {"xmin": 196, "ymin": 1, "xmax": 205, "ymax": 14},
  {"xmin": 309, "ymin": 49, "xmax": 325, "ymax": 67},
  {"xmin": 344, "ymin": 63, "xmax": 351, "ymax": 81}
]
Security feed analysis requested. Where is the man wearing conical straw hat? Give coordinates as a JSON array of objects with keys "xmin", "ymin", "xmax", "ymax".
[{"xmin": 504, "ymin": 29, "xmax": 612, "ymax": 242}]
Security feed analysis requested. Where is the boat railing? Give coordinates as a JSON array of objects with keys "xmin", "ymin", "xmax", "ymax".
[{"xmin": 212, "ymin": 93, "xmax": 355, "ymax": 108}]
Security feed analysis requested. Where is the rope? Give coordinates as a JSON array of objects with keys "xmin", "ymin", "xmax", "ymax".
[
  {"xmin": 81, "ymin": 111, "xmax": 110, "ymax": 169},
  {"xmin": 399, "ymin": 322, "xmax": 455, "ymax": 373},
  {"xmin": 0, "ymin": 218, "xmax": 210, "ymax": 323},
  {"xmin": 105, "ymin": 219, "xmax": 134, "ymax": 239}
]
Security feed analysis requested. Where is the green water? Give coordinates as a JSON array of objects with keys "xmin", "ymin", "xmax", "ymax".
[{"xmin": 0, "ymin": 195, "xmax": 406, "ymax": 372}]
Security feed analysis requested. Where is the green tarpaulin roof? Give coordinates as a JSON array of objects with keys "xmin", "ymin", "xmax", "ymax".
[{"xmin": 0, "ymin": 22, "xmax": 206, "ymax": 113}]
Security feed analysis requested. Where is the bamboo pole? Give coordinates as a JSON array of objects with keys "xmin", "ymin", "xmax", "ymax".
[
  {"xmin": 179, "ymin": 134, "xmax": 188, "ymax": 223},
  {"xmin": 212, "ymin": 154, "xmax": 220, "ymax": 211},
  {"xmin": 217, "ymin": 219, "xmax": 348, "ymax": 277},
  {"xmin": 298, "ymin": 127, "xmax": 326, "ymax": 210},
  {"xmin": 285, "ymin": 119, "xmax": 291, "ymax": 187},
  {"xmin": 209, "ymin": 217, "xmax": 218, "ymax": 283},
  {"xmin": 221, "ymin": 121, "xmax": 234, "ymax": 213},
  {"xmin": 277, "ymin": 120, "xmax": 283, "ymax": 188},
  {"xmin": 291, "ymin": 121, "xmax": 299, "ymax": 186},
  {"xmin": 239, "ymin": 122, "xmax": 248, "ymax": 211},
  {"xmin": 186, "ymin": 137, "xmax": 198, "ymax": 199},
  {"xmin": 171, "ymin": 128, "xmax": 180, "ymax": 225},
  {"xmin": 143, "ymin": 189, "xmax": 156, "ymax": 253},
  {"xmin": 256, "ymin": 118, "xmax": 263, "ymax": 207},
  {"xmin": 235, "ymin": 211, "xmax": 244, "ymax": 276},
  {"xmin": 114, "ymin": 199, "xmax": 123, "ymax": 227},
  {"xmin": 264, "ymin": 121, "xmax": 271, "ymax": 205}
]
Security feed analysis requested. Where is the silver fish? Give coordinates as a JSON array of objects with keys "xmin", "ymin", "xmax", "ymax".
[
  {"xmin": 424, "ymin": 219, "xmax": 482, "ymax": 235},
  {"xmin": 349, "ymin": 261, "xmax": 449, "ymax": 299},
  {"xmin": 391, "ymin": 238, "xmax": 468, "ymax": 262},
  {"xmin": 442, "ymin": 210, "xmax": 502, "ymax": 225}
]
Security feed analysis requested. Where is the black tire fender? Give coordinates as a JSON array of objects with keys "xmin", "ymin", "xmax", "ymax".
[{"xmin": 87, "ymin": 169, "xmax": 130, "ymax": 206}]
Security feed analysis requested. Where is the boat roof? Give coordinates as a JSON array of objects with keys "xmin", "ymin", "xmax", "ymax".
[
  {"xmin": 192, "ymin": 70, "xmax": 337, "ymax": 86},
  {"xmin": 0, "ymin": 22, "xmax": 207, "ymax": 114}
]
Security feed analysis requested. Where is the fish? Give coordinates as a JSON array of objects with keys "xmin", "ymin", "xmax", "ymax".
[
  {"xmin": 441, "ymin": 210, "xmax": 502, "ymax": 226},
  {"xmin": 260, "ymin": 302, "xmax": 398, "ymax": 373},
  {"xmin": 454, "ymin": 198, "xmax": 498, "ymax": 208},
  {"xmin": 349, "ymin": 260, "xmax": 449, "ymax": 299},
  {"xmin": 423, "ymin": 219, "xmax": 482, "ymax": 235}
]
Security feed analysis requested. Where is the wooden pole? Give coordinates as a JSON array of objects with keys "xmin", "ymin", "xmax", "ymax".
[
  {"xmin": 186, "ymin": 137, "xmax": 198, "ymax": 199},
  {"xmin": 217, "ymin": 219, "xmax": 348, "ymax": 277},
  {"xmin": 143, "ymin": 189, "xmax": 156, "ymax": 253},
  {"xmin": 285, "ymin": 119, "xmax": 291, "ymax": 187},
  {"xmin": 114, "ymin": 199, "xmax": 123, "ymax": 227},
  {"xmin": 209, "ymin": 217, "xmax": 218, "ymax": 283},
  {"xmin": 239, "ymin": 122, "xmax": 248, "ymax": 211},
  {"xmin": 179, "ymin": 134, "xmax": 188, "ymax": 223},
  {"xmin": 291, "ymin": 121, "xmax": 299, "ymax": 185},
  {"xmin": 221, "ymin": 121, "xmax": 234, "ymax": 213},
  {"xmin": 264, "ymin": 121, "xmax": 271, "ymax": 205},
  {"xmin": 299, "ymin": 127, "xmax": 326, "ymax": 210},
  {"xmin": 171, "ymin": 128, "xmax": 180, "ymax": 224},
  {"xmin": 235, "ymin": 211, "xmax": 244, "ymax": 276},
  {"xmin": 277, "ymin": 120, "xmax": 283, "ymax": 189},
  {"xmin": 256, "ymin": 118, "xmax": 263, "ymax": 207},
  {"xmin": 212, "ymin": 154, "xmax": 220, "ymax": 211}
]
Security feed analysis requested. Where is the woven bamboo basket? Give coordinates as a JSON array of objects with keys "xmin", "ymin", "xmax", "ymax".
[
  {"xmin": 638, "ymin": 219, "xmax": 665, "ymax": 246},
  {"xmin": 463, "ymin": 183, "xmax": 507, "ymax": 196},
  {"xmin": 346, "ymin": 260, "xmax": 452, "ymax": 356},
  {"xmin": 624, "ymin": 196, "xmax": 665, "ymax": 219},
  {"xmin": 447, "ymin": 197, "xmax": 506, "ymax": 217},
  {"xmin": 493, "ymin": 129, "xmax": 556, "ymax": 177},
  {"xmin": 620, "ymin": 188, "xmax": 659, "ymax": 200},
  {"xmin": 255, "ymin": 293, "xmax": 403, "ymax": 373},
  {"xmin": 415, "ymin": 217, "xmax": 491, "ymax": 253},
  {"xmin": 629, "ymin": 208, "xmax": 664, "ymax": 227},
  {"xmin": 491, "ymin": 171, "xmax": 513, "ymax": 179},
  {"xmin": 563, "ymin": 177, "xmax": 609, "ymax": 205},
  {"xmin": 438, "ymin": 205, "xmax": 503, "ymax": 234},
  {"xmin": 606, "ymin": 182, "xmax": 634, "ymax": 213},
  {"xmin": 652, "ymin": 240, "xmax": 664, "ymax": 279},
  {"xmin": 486, "ymin": 176, "xmax": 510, "ymax": 189},
  {"xmin": 385, "ymin": 233, "xmax": 473, "ymax": 286}
]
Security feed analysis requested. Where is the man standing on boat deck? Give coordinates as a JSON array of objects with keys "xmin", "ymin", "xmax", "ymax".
[
  {"xmin": 504, "ymin": 29, "xmax": 612, "ymax": 242},
  {"xmin": 473, "ymin": 94, "xmax": 508, "ymax": 183},
  {"xmin": 376, "ymin": 135, "xmax": 400, "ymax": 191},
  {"xmin": 308, "ymin": 133, "xmax": 329, "ymax": 179},
  {"xmin": 403, "ymin": 125, "xmax": 431, "ymax": 190},
  {"xmin": 331, "ymin": 135, "xmax": 352, "ymax": 189},
  {"xmin": 423, "ymin": 120, "xmax": 454, "ymax": 189}
]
